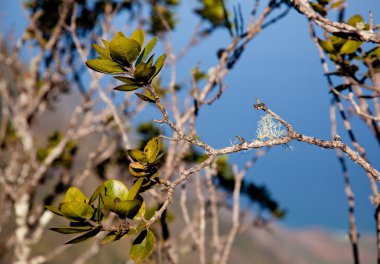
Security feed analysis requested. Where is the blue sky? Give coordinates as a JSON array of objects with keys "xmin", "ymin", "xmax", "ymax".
[{"xmin": 2, "ymin": 0, "xmax": 380, "ymax": 234}]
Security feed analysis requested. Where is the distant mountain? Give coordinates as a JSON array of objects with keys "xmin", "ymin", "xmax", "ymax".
[{"xmin": 227, "ymin": 224, "xmax": 375, "ymax": 264}]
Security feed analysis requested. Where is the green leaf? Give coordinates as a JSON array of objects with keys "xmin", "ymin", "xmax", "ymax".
[
  {"xmin": 65, "ymin": 225, "xmax": 102, "ymax": 244},
  {"xmin": 340, "ymin": 40, "xmax": 363, "ymax": 54},
  {"xmin": 135, "ymin": 93, "xmax": 155, "ymax": 103},
  {"xmin": 109, "ymin": 33, "xmax": 141, "ymax": 66},
  {"xmin": 93, "ymin": 43, "xmax": 112, "ymax": 60},
  {"xmin": 102, "ymin": 180, "xmax": 129, "ymax": 201},
  {"xmin": 86, "ymin": 59, "xmax": 124, "ymax": 74},
  {"xmin": 59, "ymin": 201, "xmax": 94, "ymax": 221},
  {"xmin": 50, "ymin": 226, "xmax": 93, "ymax": 234},
  {"xmin": 89, "ymin": 184, "xmax": 103, "ymax": 205},
  {"xmin": 127, "ymin": 178, "xmax": 144, "ymax": 200},
  {"xmin": 329, "ymin": 0, "xmax": 344, "ymax": 9},
  {"xmin": 144, "ymin": 137, "xmax": 160, "ymax": 164},
  {"xmin": 102, "ymin": 39, "xmax": 110, "ymax": 48},
  {"xmin": 130, "ymin": 229, "xmax": 156, "ymax": 263},
  {"xmin": 45, "ymin": 205, "xmax": 63, "ymax": 216},
  {"xmin": 114, "ymin": 84, "xmax": 142, "ymax": 92},
  {"xmin": 130, "ymin": 29, "xmax": 145, "ymax": 47},
  {"xmin": 113, "ymin": 199, "xmax": 141, "ymax": 218},
  {"xmin": 133, "ymin": 200, "xmax": 146, "ymax": 220},
  {"xmin": 135, "ymin": 67, "xmax": 157, "ymax": 82},
  {"xmin": 101, "ymin": 232, "xmax": 119, "ymax": 245},
  {"xmin": 114, "ymin": 76, "xmax": 140, "ymax": 85},
  {"xmin": 331, "ymin": 36, "xmax": 346, "ymax": 50},
  {"xmin": 137, "ymin": 37, "xmax": 158, "ymax": 65},
  {"xmin": 317, "ymin": 38, "xmax": 335, "ymax": 53},
  {"xmin": 127, "ymin": 149, "xmax": 148, "ymax": 164},
  {"xmin": 64, "ymin": 187, "xmax": 89, "ymax": 203},
  {"xmin": 150, "ymin": 54, "xmax": 167, "ymax": 81},
  {"xmin": 347, "ymin": 15, "xmax": 365, "ymax": 28},
  {"xmin": 129, "ymin": 162, "xmax": 148, "ymax": 177}
]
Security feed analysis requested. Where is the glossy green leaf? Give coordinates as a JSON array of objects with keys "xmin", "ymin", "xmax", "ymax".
[
  {"xmin": 144, "ymin": 137, "xmax": 160, "ymax": 164},
  {"xmin": 130, "ymin": 229, "xmax": 155, "ymax": 263},
  {"xmin": 102, "ymin": 180, "xmax": 129, "ymax": 201},
  {"xmin": 113, "ymin": 199, "xmax": 141, "ymax": 218},
  {"xmin": 135, "ymin": 93, "xmax": 155, "ymax": 103},
  {"xmin": 317, "ymin": 38, "xmax": 335, "ymax": 53},
  {"xmin": 65, "ymin": 225, "xmax": 102, "ymax": 244},
  {"xmin": 130, "ymin": 29, "xmax": 145, "ymax": 47},
  {"xmin": 93, "ymin": 43, "xmax": 112, "ymax": 60},
  {"xmin": 109, "ymin": 33, "xmax": 141, "ymax": 65},
  {"xmin": 59, "ymin": 201, "xmax": 94, "ymax": 221},
  {"xmin": 150, "ymin": 54, "xmax": 167, "ymax": 81},
  {"xmin": 64, "ymin": 187, "xmax": 89, "ymax": 203},
  {"xmin": 127, "ymin": 149, "xmax": 148, "ymax": 163},
  {"xmin": 340, "ymin": 40, "xmax": 363, "ymax": 54},
  {"xmin": 137, "ymin": 37, "xmax": 158, "ymax": 65},
  {"xmin": 347, "ymin": 15, "xmax": 365, "ymax": 28},
  {"xmin": 114, "ymin": 84, "xmax": 142, "ymax": 92},
  {"xmin": 86, "ymin": 59, "xmax": 124, "ymax": 74},
  {"xmin": 45, "ymin": 205, "xmax": 63, "ymax": 216},
  {"xmin": 50, "ymin": 226, "xmax": 93, "ymax": 234},
  {"xmin": 127, "ymin": 178, "xmax": 144, "ymax": 201}
]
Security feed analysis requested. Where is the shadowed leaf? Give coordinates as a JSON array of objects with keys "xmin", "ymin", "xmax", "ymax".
[
  {"xmin": 65, "ymin": 225, "xmax": 102, "ymax": 244},
  {"xmin": 130, "ymin": 229, "xmax": 155, "ymax": 263}
]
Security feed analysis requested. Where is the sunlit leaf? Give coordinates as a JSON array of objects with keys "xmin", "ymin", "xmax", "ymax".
[
  {"xmin": 130, "ymin": 229, "xmax": 156, "ymax": 263},
  {"xmin": 44, "ymin": 205, "xmax": 63, "ymax": 216},
  {"xmin": 86, "ymin": 59, "xmax": 124, "ymax": 74},
  {"xmin": 144, "ymin": 137, "xmax": 160, "ymax": 164},
  {"xmin": 347, "ymin": 15, "xmax": 365, "ymax": 28},
  {"xmin": 340, "ymin": 40, "xmax": 363, "ymax": 54},
  {"xmin": 317, "ymin": 38, "xmax": 335, "ymax": 53},
  {"xmin": 150, "ymin": 54, "xmax": 167, "ymax": 81},
  {"xmin": 136, "ymin": 37, "xmax": 158, "ymax": 64},
  {"xmin": 102, "ymin": 180, "xmax": 129, "ymax": 201},
  {"xmin": 64, "ymin": 187, "xmax": 89, "ymax": 203},
  {"xmin": 127, "ymin": 178, "xmax": 144, "ymax": 200},
  {"xmin": 113, "ymin": 199, "xmax": 141, "ymax": 218},
  {"xmin": 114, "ymin": 84, "xmax": 142, "ymax": 91},
  {"xmin": 101, "ymin": 232, "xmax": 119, "ymax": 245},
  {"xmin": 59, "ymin": 201, "xmax": 94, "ymax": 221},
  {"xmin": 131, "ymin": 29, "xmax": 144, "ymax": 47},
  {"xmin": 93, "ymin": 43, "xmax": 112, "ymax": 60},
  {"xmin": 127, "ymin": 149, "xmax": 148, "ymax": 164},
  {"xmin": 109, "ymin": 33, "xmax": 141, "ymax": 66}
]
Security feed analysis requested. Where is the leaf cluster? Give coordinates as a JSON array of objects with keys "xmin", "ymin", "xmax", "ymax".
[
  {"xmin": 46, "ymin": 137, "xmax": 163, "ymax": 262},
  {"xmin": 86, "ymin": 29, "xmax": 167, "ymax": 93}
]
